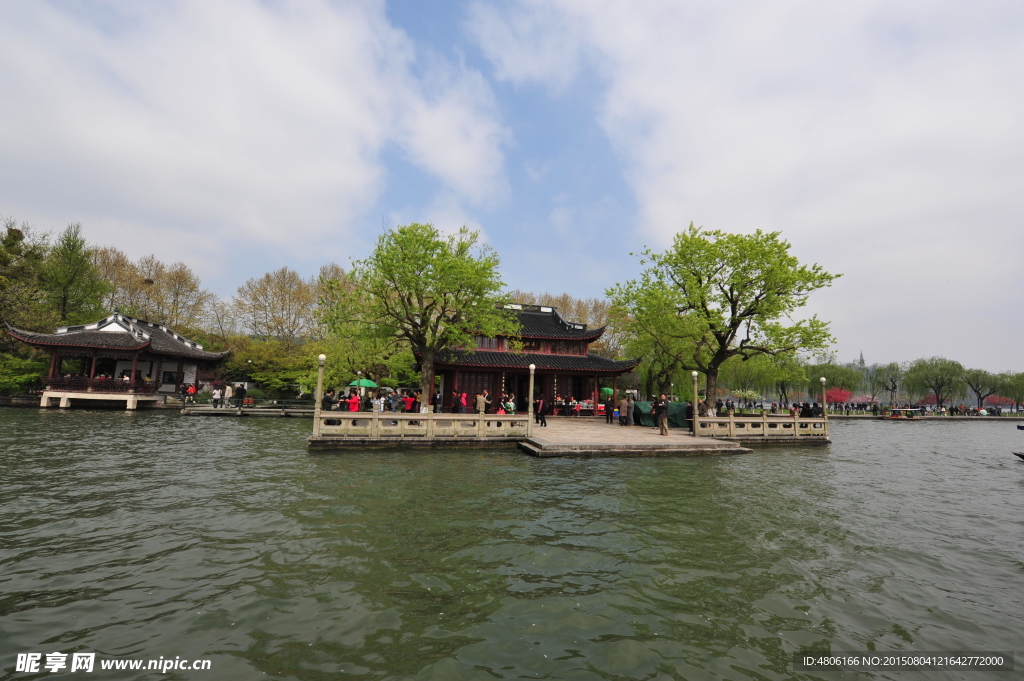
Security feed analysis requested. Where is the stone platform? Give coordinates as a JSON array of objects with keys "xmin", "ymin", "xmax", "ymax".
[
  {"xmin": 40, "ymin": 390, "xmax": 162, "ymax": 410},
  {"xmin": 519, "ymin": 418, "xmax": 751, "ymax": 457}
]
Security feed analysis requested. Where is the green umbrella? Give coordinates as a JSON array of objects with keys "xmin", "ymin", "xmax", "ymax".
[
  {"xmin": 600, "ymin": 387, "xmax": 614, "ymax": 396},
  {"xmin": 349, "ymin": 378, "xmax": 378, "ymax": 388}
]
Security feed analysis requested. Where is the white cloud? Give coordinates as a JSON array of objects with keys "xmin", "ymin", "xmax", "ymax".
[
  {"xmin": 468, "ymin": 0, "xmax": 1024, "ymax": 370},
  {"xmin": 0, "ymin": 0, "xmax": 508, "ymax": 273}
]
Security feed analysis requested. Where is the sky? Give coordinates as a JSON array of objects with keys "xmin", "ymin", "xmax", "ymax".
[{"xmin": 1, "ymin": 0, "xmax": 1023, "ymax": 371}]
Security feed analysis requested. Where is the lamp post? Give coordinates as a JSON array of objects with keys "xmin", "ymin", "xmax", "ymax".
[
  {"xmin": 692, "ymin": 370, "xmax": 700, "ymax": 436},
  {"xmin": 314, "ymin": 354, "xmax": 326, "ymax": 434},
  {"xmin": 528, "ymin": 364, "xmax": 536, "ymax": 436},
  {"xmin": 820, "ymin": 377, "xmax": 827, "ymax": 418},
  {"xmin": 357, "ymin": 370, "xmax": 364, "ymax": 397}
]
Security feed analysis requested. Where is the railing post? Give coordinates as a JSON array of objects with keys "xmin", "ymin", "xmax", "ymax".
[
  {"xmin": 728, "ymin": 414, "xmax": 734, "ymax": 438},
  {"xmin": 762, "ymin": 410, "xmax": 768, "ymax": 437},
  {"xmin": 528, "ymin": 364, "xmax": 536, "ymax": 438},
  {"xmin": 371, "ymin": 413, "xmax": 379, "ymax": 438},
  {"xmin": 426, "ymin": 413, "xmax": 434, "ymax": 438}
]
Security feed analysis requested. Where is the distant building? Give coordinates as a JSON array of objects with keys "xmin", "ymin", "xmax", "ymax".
[
  {"xmin": 7, "ymin": 312, "xmax": 228, "ymax": 409},
  {"xmin": 432, "ymin": 304, "xmax": 640, "ymax": 414}
]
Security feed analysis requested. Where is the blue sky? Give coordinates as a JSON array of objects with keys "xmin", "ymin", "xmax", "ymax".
[{"xmin": 2, "ymin": 0, "xmax": 1023, "ymax": 370}]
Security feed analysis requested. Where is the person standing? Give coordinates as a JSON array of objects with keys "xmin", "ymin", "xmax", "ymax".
[
  {"xmin": 223, "ymin": 383, "xmax": 233, "ymax": 408},
  {"xmin": 626, "ymin": 395, "xmax": 635, "ymax": 426},
  {"xmin": 211, "ymin": 386, "xmax": 222, "ymax": 409},
  {"xmin": 534, "ymin": 396, "xmax": 547, "ymax": 427},
  {"xmin": 349, "ymin": 391, "xmax": 361, "ymax": 412},
  {"xmin": 655, "ymin": 394, "xmax": 670, "ymax": 436},
  {"xmin": 605, "ymin": 396, "xmax": 616, "ymax": 424},
  {"xmin": 685, "ymin": 400, "xmax": 694, "ymax": 433},
  {"xmin": 476, "ymin": 391, "xmax": 490, "ymax": 414},
  {"xmin": 618, "ymin": 396, "xmax": 630, "ymax": 426},
  {"xmin": 235, "ymin": 384, "xmax": 247, "ymax": 408},
  {"xmin": 434, "ymin": 389, "xmax": 442, "ymax": 413},
  {"xmin": 321, "ymin": 389, "xmax": 336, "ymax": 411}
]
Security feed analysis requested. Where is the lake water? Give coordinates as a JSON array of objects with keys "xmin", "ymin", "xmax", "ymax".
[{"xmin": 1, "ymin": 409, "xmax": 1022, "ymax": 680}]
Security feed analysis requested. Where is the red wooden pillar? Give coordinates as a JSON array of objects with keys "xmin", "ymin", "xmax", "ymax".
[
  {"xmin": 48, "ymin": 352, "xmax": 58, "ymax": 378},
  {"xmin": 592, "ymin": 375, "xmax": 598, "ymax": 416},
  {"xmin": 613, "ymin": 375, "xmax": 618, "ymax": 403},
  {"xmin": 89, "ymin": 351, "xmax": 98, "ymax": 379},
  {"xmin": 452, "ymin": 369, "xmax": 460, "ymax": 411},
  {"xmin": 130, "ymin": 353, "xmax": 138, "ymax": 386}
]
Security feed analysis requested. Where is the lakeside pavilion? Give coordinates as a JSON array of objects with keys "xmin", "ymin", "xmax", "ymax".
[
  {"xmin": 431, "ymin": 304, "xmax": 641, "ymax": 415},
  {"xmin": 7, "ymin": 312, "xmax": 228, "ymax": 409}
]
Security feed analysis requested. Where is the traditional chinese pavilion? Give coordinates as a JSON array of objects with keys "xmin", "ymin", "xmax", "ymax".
[
  {"xmin": 433, "ymin": 304, "xmax": 640, "ymax": 415},
  {"xmin": 7, "ymin": 312, "xmax": 228, "ymax": 409}
]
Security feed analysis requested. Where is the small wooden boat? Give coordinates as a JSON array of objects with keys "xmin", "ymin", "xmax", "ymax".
[
  {"xmin": 1016, "ymin": 425, "xmax": 1024, "ymax": 430},
  {"xmin": 885, "ymin": 408, "xmax": 924, "ymax": 419},
  {"xmin": 1014, "ymin": 452, "xmax": 1024, "ymax": 460}
]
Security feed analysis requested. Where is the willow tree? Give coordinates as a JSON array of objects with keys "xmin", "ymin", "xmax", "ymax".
[
  {"xmin": 904, "ymin": 357, "xmax": 964, "ymax": 408},
  {"xmin": 608, "ymin": 224, "xmax": 837, "ymax": 403},
  {"xmin": 322, "ymin": 223, "xmax": 520, "ymax": 406}
]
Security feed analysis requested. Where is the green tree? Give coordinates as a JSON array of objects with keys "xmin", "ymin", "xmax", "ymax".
[
  {"xmin": 962, "ymin": 368, "xmax": 1002, "ymax": 409},
  {"xmin": 39, "ymin": 223, "xmax": 108, "ymax": 323},
  {"xmin": 0, "ymin": 354, "xmax": 48, "ymax": 393},
  {"xmin": 805, "ymin": 362, "xmax": 863, "ymax": 397},
  {"xmin": 999, "ymin": 372, "xmax": 1024, "ymax": 413},
  {"xmin": 880, "ymin": 362, "xmax": 904, "ymax": 406},
  {"xmin": 904, "ymin": 357, "xmax": 964, "ymax": 408},
  {"xmin": 766, "ymin": 355, "xmax": 806, "ymax": 405},
  {"xmin": 718, "ymin": 354, "xmax": 775, "ymax": 396},
  {"xmin": 862, "ymin": 363, "xmax": 888, "ymax": 403},
  {"xmin": 322, "ymin": 223, "xmax": 520, "ymax": 404},
  {"xmin": 607, "ymin": 224, "xmax": 838, "ymax": 402}
]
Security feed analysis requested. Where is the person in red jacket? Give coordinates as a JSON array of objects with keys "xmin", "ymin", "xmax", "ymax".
[{"xmin": 348, "ymin": 392, "xmax": 360, "ymax": 412}]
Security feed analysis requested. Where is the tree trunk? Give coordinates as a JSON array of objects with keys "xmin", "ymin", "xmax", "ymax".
[
  {"xmin": 705, "ymin": 370, "xmax": 719, "ymax": 407},
  {"xmin": 419, "ymin": 350, "xmax": 435, "ymax": 413}
]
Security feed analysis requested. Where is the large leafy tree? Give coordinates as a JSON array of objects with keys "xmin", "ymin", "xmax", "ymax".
[
  {"xmin": 38, "ymin": 223, "xmax": 108, "ymax": 323},
  {"xmin": 322, "ymin": 223, "xmax": 520, "ymax": 405},
  {"xmin": 904, "ymin": 357, "xmax": 964, "ymax": 408},
  {"xmin": 805, "ymin": 362, "xmax": 863, "ymax": 398},
  {"xmin": 608, "ymin": 224, "xmax": 838, "ymax": 402},
  {"xmin": 962, "ymin": 368, "xmax": 1002, "ymax": 409}
]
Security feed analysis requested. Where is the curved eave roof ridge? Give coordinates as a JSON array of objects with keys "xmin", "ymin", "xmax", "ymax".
[{"xmin": 435, "ymin": 348, "xmax": 641, "ymax": 373}]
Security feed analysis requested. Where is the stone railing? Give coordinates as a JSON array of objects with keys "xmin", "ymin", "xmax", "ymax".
[
  {"xmin": 313, "ymin": 412, "xmax": 531, "ymax": 439},
  {"xmin": 697, "ymin": 413, "xmax": 829, "ymax": 439}
]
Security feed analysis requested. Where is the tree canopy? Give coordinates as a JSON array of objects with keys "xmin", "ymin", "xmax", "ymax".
[
  {"xmin": 607, "ymin": 224, "xmax": 838, "ymax": 402},
  {"xmin": 904, "ymin": 357, "xmax": 964, "ymax": 408},
  {"xmin": 321, "ymin": 223, "xmax": 520, "ymax": 403}
]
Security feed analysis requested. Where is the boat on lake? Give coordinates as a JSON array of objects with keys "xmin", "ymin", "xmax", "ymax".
[{"xmin": 884, "ymin": 408, "xmax": 924, "ymax": 419}]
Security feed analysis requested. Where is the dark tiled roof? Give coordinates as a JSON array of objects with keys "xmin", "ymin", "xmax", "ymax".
[
  {"xmin": 142, "ymin": 325, "xmax": 230, "ymax": 360},
  {"xmin": 6, "ymin": 327, "xmax": 148, "ymax": 351},
  {"xmin": 514, "ymin": 308, "xmax": 605, "ymax": 341},
  {"xmin": 6, "ymin": 313, "xmax": 228, "ymax": 361},
  {"xmin": 437, "ymin": 349, "xmax": 640, "ymax": 374}
]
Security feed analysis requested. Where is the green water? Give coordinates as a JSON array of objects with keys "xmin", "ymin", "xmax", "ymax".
[{"xmin": 1, "ymin": 409, "xmax": 1022, "ymax": 680}]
